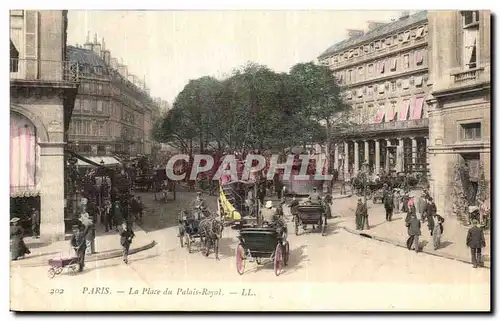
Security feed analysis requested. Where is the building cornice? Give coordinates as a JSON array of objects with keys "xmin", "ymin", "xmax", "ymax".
[{"xmin": 343, "ymin": 66, "xmax": 428, "ymax": 89}]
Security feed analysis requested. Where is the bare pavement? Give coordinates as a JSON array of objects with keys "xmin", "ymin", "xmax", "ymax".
[{"xmin": 10, "ymin": 189, "xmax": 491, "ymax": 311}]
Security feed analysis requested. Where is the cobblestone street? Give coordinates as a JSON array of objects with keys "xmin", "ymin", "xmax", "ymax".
[{"xmin": 11, "ymin": 189, "xmax": 491, "ymax": 311}]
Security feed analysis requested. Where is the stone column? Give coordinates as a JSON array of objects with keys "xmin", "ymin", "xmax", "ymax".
[
  {"xmin": 411, "ymin": 137, "xmax": 418, "ymax": 172},
  {"xmin": 425, "ymin": 137, "xmax": 429, "ymax": 175},
  {"xmin": 334, "ymin": 144, "xmax": 339, "ymax": 171},
  {"xmin": 39, "ymin": 142, "xmax": 66, "ymax": 242},
  {"xmin": 354, "ymin": 141, "xmax": 359, "ymax": 176},
  {"xmin": 375, "ymin": 139, "xmax": 380, "ymax": 174},
  {"xmin": 385, "ymin": 139, "xmax": 391, "ymax": 172},
  {"xmin": 364, "ymin": 140, "xmax": 369, "ymax": 165},
  {"xmin": 343, "ymin": 142, "xmax": 349, "ymax": 180},
  {"xmin": 397, "ymin": 138, "xmax": 404, "ymax": 173}
]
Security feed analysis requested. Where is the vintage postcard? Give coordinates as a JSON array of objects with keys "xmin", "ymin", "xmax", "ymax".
[{"xmin": 9, "ymin": 9, "xmax": 491, "ymax": 311}]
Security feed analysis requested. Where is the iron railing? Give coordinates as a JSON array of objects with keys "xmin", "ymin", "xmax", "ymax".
[
  {"xmin": 10, "ymin": 58, "xmax": 79, "ymax": 82},
  {"xmin": 451, "ymin": 67, "xmax": 486, "ymax": 85}
]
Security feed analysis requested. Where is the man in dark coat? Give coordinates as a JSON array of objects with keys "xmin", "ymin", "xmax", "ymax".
[
  {"xmin": 70, "ymin": 224, "xmax": 87, "ymax": 272},
  {"xmin": 10, "ymin": 217, "xmax": 30, "ymax": 260},
  {"xmin": 425, "ymin": 197, "xmax": 437, "ymax": 236},
  {"xmin": 406, "ymin": 213, "xmax": 421, "ymax": 253},
  {"xmin": 31, "ymin": 208, "xmax": 40, "ymax": 238},
  {"xmin": 355, "ymin": 198, "xmax": 368, "ymax": 230},
  {"xmin": 120, "ymin": 222, "xmax": 135, "ymax": 264},
  {"xmin": 466, "ymin": 219, "xmax": 486, "ymax": 268},
  {"xmin": 384, "ymin": 191, "xmax": 394, "ymax": 222}
]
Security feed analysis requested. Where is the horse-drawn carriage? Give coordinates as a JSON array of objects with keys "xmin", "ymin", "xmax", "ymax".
[
  {"xmin": 178, "ymin": 207, "xmax": 223, "ymax": 260},
  {"xmin": 235, "ymin": 227, "xmax": 290, "ymax": 276},
  {"xmin": 293, "ymin": 203, "xmax": 327, "ymax": 236},
  {"xmin": 153, "ymin": 168, "xmax": 176, "ymax": 202}
]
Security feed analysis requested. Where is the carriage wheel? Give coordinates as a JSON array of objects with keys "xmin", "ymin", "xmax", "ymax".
[
  {"xmin": 55, "ymin": 266, "xmax": 63, "ymax": 275},
  {"xmin": 283, "ymin": 242, "xmax": 290, "ymax": 266},
  {"xmin": 48, "ymin": 268, "xmax": 56, "ymax": 279},
  {"xmin": 274, "ymin": 244, "xmax": 284, "ymax": 276},
  {"xmin": 236, "ymin": 244, "xmax": 246, "ymax": 275},
  {"xmin": 185, "ymin": 235, "xmax": 192, "ymax": 253},
  {"xmin": 294, "ymin": 216, "xmax": 299, "ymax": 236}
]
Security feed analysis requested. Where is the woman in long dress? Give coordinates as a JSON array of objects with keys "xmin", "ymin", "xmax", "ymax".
[{"xmin": 10, "ymin": 217, "xmax": 30, "ymax": 260}]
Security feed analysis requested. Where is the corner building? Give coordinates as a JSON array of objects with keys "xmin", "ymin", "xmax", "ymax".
[
  {"xmin": 426, "ymin": 11, "xmax": 491, "ymax": 217},
  {"xmin": 318, "ymin": 11, "xmax": 430, "ymax": 179}
]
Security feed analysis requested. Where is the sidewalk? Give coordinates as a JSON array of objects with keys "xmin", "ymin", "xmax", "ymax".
[
  {"xmin": 336, "ymin": 194, "xmax": 491, "ymax": 269},
  {"xmin": 11, "ymin": 224, "xmax": 156, "ymax": 268}
]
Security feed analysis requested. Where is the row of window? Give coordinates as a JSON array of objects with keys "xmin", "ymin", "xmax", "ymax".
[
  {"xmin": 74, "ymin": 98, "xmax": 108, "ymax": 114},
  {"xmin": 336, "ymin": 48, "xmax": 426, "ymax": 85},
  {"xmin": 325, "ymin": 24, "xmax": 428, "ymax": 66},
  {"xmin": 79, "ymin": 81, "xmax": 109, "ymax": 96},
  {"xmin": 69, "ymin": 119, "xmax": 111, "ymax": 137},
  {"xmin": 352, "ymin": 96, "xmax": 427, "ymax": 124},
  {"xmin": 345, "ymin": 74, "xmax": 427, "ymax": 101}
]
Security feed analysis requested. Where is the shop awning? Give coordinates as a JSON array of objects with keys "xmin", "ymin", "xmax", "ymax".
[
  {"xmin": 76, "ymin": 156, "xmax": 121, "ymax": 167},
  {"xmin": 411, "ymin": 98, "xmax": 425, "ymax": 120},
  {"xmin": 398, "ymin": 101, "xmax": 410, "ymax": 121}
]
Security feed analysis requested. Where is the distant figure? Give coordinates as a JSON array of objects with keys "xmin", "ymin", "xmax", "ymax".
[
  {"xmin": 384, "ymin": 191, "xmax": 394, "ymax": 222},
  {"xmin": 393, "ymin": 190, "xmax": 401, "ymax": 214},
  {"xmin": 308, "ymin": 187, "xmax": 321, "ymax": 204},
  {"xmin": 425, "ymin": 197, "xmax": 437, "ymax": 236},
  {"xmin": 120, "ymin": 222, "xmax": 135, "ymax": 264},
  {"xmin": 355, "ymin": 198, "xmax": 368, "ymax": 230},
  {"xmin": 30, "ymin": 208, "xmax": 40, "ymax": 238},
  {"xmin": 406, "ymin": 213, "xmax": 421, "ymax": 253},
  {"xmin": 433, "ymin": 214, "xmax": 445, "ymax": 250},
  {"xmin": 289, "ymin": 196, "xmax": 300, "ymax": 216},
  {"xmin": 70, "ymin": 224, "xmax": 87, "ymax": 272},
  {"xmin": 417, "ymin": 191, "xmax": 427, "ymax": 221},
  {"xmin": 10, "ymin": 217, "xmax": 30, "ymax": 260},
  {"xmin": 466, "ymin": 219, "xmax": 486, "ymax": 268}
]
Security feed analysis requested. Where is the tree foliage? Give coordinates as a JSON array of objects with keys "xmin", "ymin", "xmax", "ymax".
[{"xmin": 153, "ymin": 61, "xmax": 349, "ymax": 154}]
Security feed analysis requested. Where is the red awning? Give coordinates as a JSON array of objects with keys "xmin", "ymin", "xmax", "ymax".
[
  {"xmin": 399, "ymin": 101, "xmax": 410, "ymax": 121},
  {"xmin": 411, "ymin": 98, "xmax": 425, "ymax": 120},
  {"xmin": 375, "ymin": 110, "xmax": 385, "ymax": 123},
  {"xmin": 385, "ymin": 105, "xmax": 395, "ymax": 122}
]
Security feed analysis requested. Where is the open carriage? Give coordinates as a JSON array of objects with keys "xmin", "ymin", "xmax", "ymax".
[
  {"xmin": 294, "ymin": 203, "xmax": 327, "ymax": 236},
  {"xmin": 235, "ymin": 227, "xmax": 290, "ymax": 276}
]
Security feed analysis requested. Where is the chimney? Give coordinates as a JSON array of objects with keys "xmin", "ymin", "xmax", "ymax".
[
  {"xmin": 83, "ymin": 31, "xmax": 93, "ymax": 51},
  {"xmin": 117, "ymin": 64, "xmax": 128, "ymax": 78},
  {"xmin": 399, "ymin": 11, "xmax": 410, "ymax": 20},
  {"xmin": 346, "ymin": 29, "xmax": 364, "ymax": 38},
  {"xmin": 110, "ymin": 57, "xmax": 119, "ymax": 69},
  {"xmin": 367, "ymin": 21, "xmax": 386, "ymax": 31}
]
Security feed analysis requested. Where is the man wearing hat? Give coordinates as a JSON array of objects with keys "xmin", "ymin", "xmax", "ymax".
[
  {"xmin": 120, "ymin": 222, "xmax": 135, "ymax": 264},
  {"xmin": 417, "ymin": 191, "xmax": 428, "ymax": 222},
  {"xmin": 70, "ymin": 223, "xmax": 87, "ymax": 272},
  {"xmin": 355, "ymin": 198, "xmax": 368, "ymax": 230},
  {"xmin": 261, "ymin": 200, "xmax": 277, "ymax": 226},
  {"xmin": 466, "ymin": 219, "xmax": 486, "ymax": 268},
  {"xmin": 308, "ymin": 187, "xmax": 321, "ymax": 205},
  {"xmin": 191, "ymin": 192, "xmax": 207, "ymax": 220},
  {"xmin": 406, "ymin": 212, "xmax": 421, "ymax": 253},
  {"xmin": 10, "ymin": 217, "xmax": 30, "ymax": 260}
]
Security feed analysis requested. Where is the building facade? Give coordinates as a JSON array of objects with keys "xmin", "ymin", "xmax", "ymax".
[
  {"xmin": 426, "ymin": 11, "xmax": 491, "ymax": 217},
  {"xmin": 10, "ymin": 10, "xmax": 79, "ymax": 241},
  {"xmin": 318, "ymin": 11, "xmax": 430, "ymax": 179},
  {"xmin": 66, "ymin": 35, "xmax": 163, "ymax": 159}
]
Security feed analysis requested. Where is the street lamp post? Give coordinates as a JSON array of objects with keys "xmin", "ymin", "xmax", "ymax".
[
  {"xmin": 338, "ymin": 152, "xmax": 345, "ymax": 195},
  {"xmin": 362, "ymin": 162, "xmax": 370, "ymax": 206}
]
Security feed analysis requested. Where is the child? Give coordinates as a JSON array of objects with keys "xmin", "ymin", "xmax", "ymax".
[{"xmin": 433, "ymin": 214, "xmax": 445, "ymax": 250}]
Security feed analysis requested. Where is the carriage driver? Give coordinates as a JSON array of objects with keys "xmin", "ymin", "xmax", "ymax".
[
  {"xmin": 308, "ymin": 187, "xmax": 321, "ymax": 204},
  {"xmin": 261, "ymin": 201, "xmax": 287, "ymax": 238},
  {"xmin": 191, "ymin": 192, "xmax": 207, "ymax": 220}
]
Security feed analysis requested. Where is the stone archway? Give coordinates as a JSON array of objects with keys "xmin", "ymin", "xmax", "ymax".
[
  {"xmin": 10, "ymin": 111, "xmax": 39, "ymax": 197},
  {"xmin": 10, "ymin": 104, "xmax": 50, "ymax": 143}
]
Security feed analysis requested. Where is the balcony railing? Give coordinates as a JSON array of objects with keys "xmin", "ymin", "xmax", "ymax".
[
  {"xmin": 351, "ymin": 118, "xmax": 429, "ymax": 133},
  {"xmin": 451, "ymin": 67, "xmax": 485, "ymax": 85},
  {"xmin": 10, "ymin": 58, "xmax": 79, "ymax": 83}
]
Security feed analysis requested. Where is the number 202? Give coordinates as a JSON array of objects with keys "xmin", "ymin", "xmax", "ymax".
[{"xmin": 50, "ymin": 289, "xmax": 64, "ymax": 294}]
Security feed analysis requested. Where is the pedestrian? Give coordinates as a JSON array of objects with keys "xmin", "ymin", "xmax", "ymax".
[
  {"xmin": 384, "ymin": 191, "xmax": 394, "ymax": 221},
  {"xmin": 426, "ymin": 197, "xmax": 436, "ymax": 236},
  {"xmin": 360, "ymin": 199, "xmax": 369, "ymax": 230},
  {"xmin": 393, "ymin": 190, "xmax": 400, "ymax": 214},
  {"xmin": 120, "ymin": 222, "xmax": 135, "ymax": 264},
  {"xmin": 10, "ymin": 217, "xmax": 30, "ymax": 260},
  {"xmin": 31, "ymin": 207, "xmax": 40, "ymax": 238},
  {"xmin": 468, "ymin": 206, "xmax": 480, "ymax": 225},
  {"xmin": 401, "ymin": 192, "xmax": 409, "ymax": 213},
  {"xmin": 354, "ymin": 198, "xmax": 364, "ymax": 230},
  {"xmin": 466, "ymin": 219, "xmax": 486, "ymax": 268},
  {"xmin": 70, "ymin": 223, "xmax": 87, "ymax": 272},
  {"xmin": 79, "ymin": 212, "xmax": 96, "ymax": 255},
  {"xmin": 137, "ymin": 196, "xmax": 144, "ymax": 221},
  {"xmin": 433, "ymin": 214, "xmax": 445, "ymax": 250},
  {"xmin": 406, "ymin": 213, "xmax": 421, "ymax": 253},
  {"xmin": 417, "ymin": 191, "xmax": 427, "ymax": 222}
]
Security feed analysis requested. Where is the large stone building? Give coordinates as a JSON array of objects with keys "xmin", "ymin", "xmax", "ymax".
[
  {"xmin": 318, "ymin": 11, "xmax": 430, "ymax": 179},
  {"xmin": 66, "ymin": 35, "xmax": 163, "ymax": 160},
  {"xmin": 426, "ymin": 10, "xmax": 491, "ymax": 217},
  {"xmin": 10, "ymin": 10, "xmax": 79, "ymax": 241}
]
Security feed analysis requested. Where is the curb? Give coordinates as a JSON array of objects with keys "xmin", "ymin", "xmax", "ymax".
[
  {"xmin": 342, "ymin": 226, "xmax": 490, "ymax": 269},
  {"xmin": 11, "ymin": 240, "xmax": 157, "ymax": 268}
]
